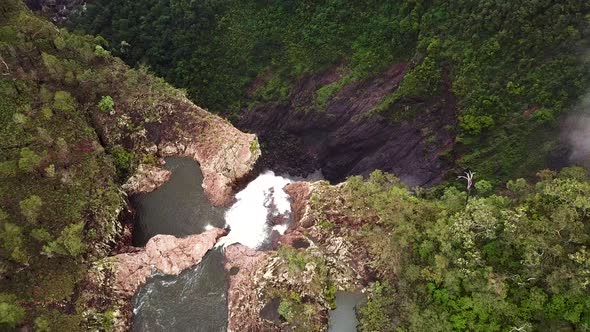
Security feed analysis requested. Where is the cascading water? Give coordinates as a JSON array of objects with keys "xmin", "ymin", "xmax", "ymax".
[
  {"xmin": 132, "ymin": 165, "xmax": 297, "ymax": 330},
  {"xmin": 217, "ymin": 170, "xmax": 294, "ymax": 249}
]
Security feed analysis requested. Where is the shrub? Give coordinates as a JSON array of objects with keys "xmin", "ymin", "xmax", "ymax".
[
  {"xmin": 53, "ymin": 35, "xmax": 66, "ymax": 50},
  {"xmin": 44, "ymin": 164, "xmax": 55, "ymax": 177},
  {"xmin": 358, "ymin": 282, "xmax": 394, "ymax": 332},
  {"xmin": 474, "ymin": 179, "xmax": 493, "ymax": 196},
  {"xmin": 12, "ymin": 113, "xmax": 27, "ymax": 124},
  {"xmin": 31, "ymin": 228, "xmax": 52, "ymax": 243},
  {"xmin": 94, "ymin": 45, "xmax": 110, "ymax": 58},
  {"xmin": 39, "ymin": 85, "xmax": 53, "ymax": 104},
  {"xmin": 34, "ymin": 316, "xmax": 50, "ymax": 332},
  {"xmin": 97, "ymin": 95, "xmax": 114, "ymax": 113},
  {"xmin": 109, "ymin": 145, "xmax": 133, "ymax": 181},
  {"xmin": 558, "ymin": 166, "xmax": 588, "ymax": 181},
  {"xmin": 19, "ymin": 195, "xmax": 43, "ymax": 224},
  {"xmin": 41, "ymin": 106, "xmax": 53, "ymax": 119},
  {"xmin": 53, "ymin": 91, "xmax": 76, "ymax": 113},
  {"xmin": 44, "ymin": 222, "xmax": 86, "ymax": 257},
  {"xmin": 0, "ymin": 223, "xmax": 29, "ymax": 265},
  {"xmin": 18, "ymin": 147, "xmax": 42, "ymax": 173},
  {"xmin": 0, "ymin": 160, "xmax": 18, "ymax": 177},
  {"xmin": 0, "ymin": 294, "xmax": 25, "ymax": 328},
  {"xmin": 41, "ymin": 52, "xmax": 63, "ymax": 80}
]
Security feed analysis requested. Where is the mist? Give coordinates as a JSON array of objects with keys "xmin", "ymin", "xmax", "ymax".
[{"xmin": 565, "ymin": 94, "xmax": 590, "ymax": 167}]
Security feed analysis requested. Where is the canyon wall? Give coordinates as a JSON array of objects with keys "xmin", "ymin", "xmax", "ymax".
[{"xmin": 239, "ymin": 64, "xmax": 456, "ymax": 187}]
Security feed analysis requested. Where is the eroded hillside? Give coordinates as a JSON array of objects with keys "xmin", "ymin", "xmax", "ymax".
[{"xmin": 71, "ymin": 0, "xmax": 590, "ymax": 184}]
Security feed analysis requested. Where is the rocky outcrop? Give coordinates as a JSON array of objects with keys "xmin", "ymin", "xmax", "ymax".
[
  {"xmin": 284, "ymin": 181, "xmax": 314, "ymax": 228},
  {"xmin": 282, "ymin": 181, "xmax": 376, "ymax": 283},
  {"xmin": 122, "ymin": 164, "xmax": 171, "ymax": 194},
  {"xmin": 25, "ymin": 0, "xmax": 85, "ymax": 22},
  {"xmin": 224, "ymin": 244, "xmax": 272, "ymax": 332},
  {"xmin": 224, "ymin": 180, "xmax": 372, "ymax": 332},
  {"xmin": 93, "ymin": 78, "xmax": 261, "ymax": 206},
  {"xmin": 111, "ymin": 228, "xmax": 226, "ymax": 297},
  {"xmin": 239, "ymin": 63, "xmax": 456, "ymax": 187}
]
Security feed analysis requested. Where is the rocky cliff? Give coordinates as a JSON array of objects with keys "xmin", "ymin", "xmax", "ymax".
[
  {"xmin": 239, "ymin": 63, "xmax": 456, "ymax": 187},
  {"xmin": 25, "ymin": 0, "xmax": 84, "ymax": 22},
  {"xmin": 92, "ymin": 76, "xmax": 261, "ymax": 206}
]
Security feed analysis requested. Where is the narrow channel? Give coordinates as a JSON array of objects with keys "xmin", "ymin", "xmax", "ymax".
[{"xmin": 130, "ymin": 157, "xmax": 227, "ymax": 331}]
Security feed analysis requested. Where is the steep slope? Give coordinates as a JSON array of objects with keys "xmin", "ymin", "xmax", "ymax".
[
  {"xmin": 70, "ymin": 0, "xmax": 590, "ymax": 184},
  {"xmin": 239, "ymin": 63, "xmax": 456, "ymax": 186},
  {"xmin": 0, "ymin": 1, "xmax": 258, "ymax": 330}
]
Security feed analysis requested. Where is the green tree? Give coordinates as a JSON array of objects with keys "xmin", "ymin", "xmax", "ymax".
[
  {"xmin": 109, "ymin": 145, "xmax": 133, "ymax": 181},
  {"xmin": 53, "ymin": 90, "xmax": 76, "ymax": 113},
  {"xmin": 97, "ymin": 95, "xmax": 114, "ymax": 113},
  {"xmin": 18, "ymin": 147, "xmax": 42, "ymax": 172},
  {"xmin": 0, "ymin": 294, "xmax": 25, "ymax": 328},
  {"xmin": 44, "ymin": 222, "xmax": 86, "ymax": 257},
  {"xmin": 474, "ymin": 179, "xmax": 492, "ymax": 196},
  {"xmin": 34, "ymin": 316, "xmax": 50, "ymax": 332},
  {"xmin": 31, "ymin": 228, "xmax": 52, "ymax": 243},
  {"xmin": 0, "ymin": 223, "xmax": 29, "ymax": 264},
  {"xmin": 19, "ymin": 195, "xmax": 43, "ymax": 224}
]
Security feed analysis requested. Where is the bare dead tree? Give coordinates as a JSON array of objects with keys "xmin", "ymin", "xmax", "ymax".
[
  {"xmin": 458, "ymin": 170, "xmax": 475, "ymax": 206},
  {"xmin": 0, "ymin": 56, "xmax": 10, "ymax": 76}
]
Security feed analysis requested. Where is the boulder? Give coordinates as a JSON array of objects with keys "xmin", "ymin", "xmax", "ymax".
[{"xmin": 112, "ymin": 228, "xmax": 226, "ymax": 297}]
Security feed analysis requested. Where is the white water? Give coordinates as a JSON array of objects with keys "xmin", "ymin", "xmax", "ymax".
[{"xmin": 217, "ymin": 171, "xmax": 293, "ymax": 249}]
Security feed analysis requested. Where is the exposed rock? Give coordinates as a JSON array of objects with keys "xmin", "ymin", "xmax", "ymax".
[
  {"xmin": 239, "ymin": 63, "xmax": 456, "ymax": 187},
  {"xmin": 178, "ymin": 120, "xmax": 260, "ymax": 206},
  {"xmin": 122, "ymin": 164, "xmax": 171, "ymax": 194},
  {"xmin": 284, "ymin": 181, "xmax": 376, "ymax": 284},
  {"xmin": 93, "ymin": 84, "xmax": 261, "ymax": 206},
  {"xmin": 224, "ymin": 244, "xmax": 273, "ymax": 332},
  {"xmin": 25, "ymin": 0, "xmax": 85, "ymax": 22},
  {"xmin": 284, "ymin": 181, "xmax": 313, "ymax": 228},
  {"xmin": 112, "ymin": 228, "xmax": 226, "ymax": 298},
  {"xmin": 223, "ymin": 181, "xmax": 369, "ymax": 332}
]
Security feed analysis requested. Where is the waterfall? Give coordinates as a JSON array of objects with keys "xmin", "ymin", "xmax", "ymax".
[{"xmin": 217, "ymin": 171, "xmax": 293, "ymax": 249}]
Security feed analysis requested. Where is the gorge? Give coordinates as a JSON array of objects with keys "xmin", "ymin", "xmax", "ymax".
[
  {"xmin": 125, "ymin": 155, "xmax": 364, "ymax": 331},
  {"xmin": 1, "ymin": 1, "xmax": 590, "ymax": 331}
]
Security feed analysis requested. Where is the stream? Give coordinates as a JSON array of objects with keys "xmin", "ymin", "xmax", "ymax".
[{"xmin": 131, "ymin": 157, "xmax": 361, "ymax": 331}]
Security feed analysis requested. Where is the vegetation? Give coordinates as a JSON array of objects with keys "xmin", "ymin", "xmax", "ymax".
[
  {"xmin": 263, "ymin": 246, "xmax": 335, "ymax": 331},
  {"xmin": 0, "ymin": 1, "xmax": 195, "ymax": 330},
  {"xmin": 97, "ymin": 95, "xmax": 115, "ymax": 114},
  {"xmin": 71, "ymin": 0, "xmax": 590, "ymax": 182},
  {"xmin": 2, "ymin": 0, "xmax": 588, "ymax": 330},
  {"xmin": 333, "ymin": 169, "xmax": 590, "ymax": 331}
]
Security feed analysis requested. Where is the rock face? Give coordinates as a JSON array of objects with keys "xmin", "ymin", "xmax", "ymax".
[
  {"xmin": 223, "ymin": 181, "xmax": 371, "ymax": 332},
  {"xmin": 93, "ymin": 82, "xmax": 261, "ymax": 207},
  {"xmin": 122, "ymin": 164, "xmax": 171, "ymax": 194},
  {"xmin": 284, "ymin": 181, "xmax": 313, "ymax": 228},
  {"xmin": 224, "ymin": 244, "xmax": 271, "ymax": 332},
  {"xmin": 112, "ymin": 228, "xmax": 226, "ymax": 297},
  {"xmin": 239, "ymin": 63, "xmax": 456, "ymax": 187}
]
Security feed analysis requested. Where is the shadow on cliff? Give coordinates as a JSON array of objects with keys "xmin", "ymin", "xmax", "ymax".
[{"xmin": 238, "ymin": 63, "xmax": 457, "ymax": 187}]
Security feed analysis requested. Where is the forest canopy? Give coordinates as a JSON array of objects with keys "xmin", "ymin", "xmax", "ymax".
[{"xmin": 72, "ymin": 0, "xmax": 590, "ymax": 181}]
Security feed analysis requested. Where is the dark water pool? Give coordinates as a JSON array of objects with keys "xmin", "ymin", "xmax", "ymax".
[
  {"xmin": 131, "ymin": 157, "xmax": 227, "ymax": 331},
  {"xmin": 131, "ymin": 157, "xmax": 225, "ymax": 246},
  {"xmin": 132, "ymin": 249, "xmax": 227, "ymax": 332},
  {"xmin": 328, "ymin": 291, "xmax": 365, "ymax": 332}
]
